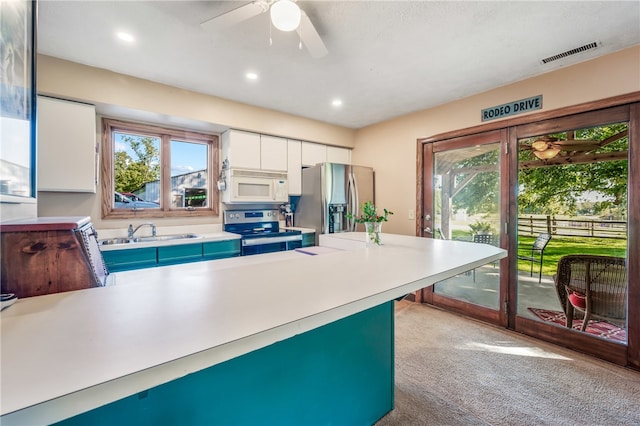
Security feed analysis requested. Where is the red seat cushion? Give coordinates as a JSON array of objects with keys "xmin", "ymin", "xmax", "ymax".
[{"xmin": 568, "ymin": 290, "xmax": 586, "ymax": 309}]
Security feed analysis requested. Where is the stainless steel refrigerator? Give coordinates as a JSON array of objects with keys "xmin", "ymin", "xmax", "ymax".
[{"xmin": 296, "ymin": 163, "xmax": 375, "ymax": 244}]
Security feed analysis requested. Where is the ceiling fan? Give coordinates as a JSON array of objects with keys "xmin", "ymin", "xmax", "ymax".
[
  {"xmin": 520, "ymin": 135, "xmax": 602, "ymax": 160},
  {"xmin": 201, "ymin": 0, "xmax": 328, "ymax": 58}
]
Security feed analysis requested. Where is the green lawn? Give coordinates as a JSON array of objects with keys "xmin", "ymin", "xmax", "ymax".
[
  {"xmin": 517, "ymin": 235, "xmax": 627, "ymax": 277},
  {"xmin": 450, "ymin": 230, "xmax": 627, "ymax": 277}
]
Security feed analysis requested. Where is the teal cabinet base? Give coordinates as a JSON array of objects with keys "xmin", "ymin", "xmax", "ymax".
[
  {"xmin": 101, "ymin": 240, "xmax": 241, "ymax": 272},
  {"xmin": 101, "ymin": 248, "xmax": 157, "ymax": 272},
  {"xmin": 203, "ymin": 239, "xmax": 241, "ymax": 260},
  {"xmin": 54, "ymin": 301, "xmax": 395, "ymax": 426},
  {"xmin": 157, "ymin": 243, "xmax": 202, "ymax": 266},
  {"xmin": 302, "ymin": 232, "xmax": 316, "ymax": 248}
]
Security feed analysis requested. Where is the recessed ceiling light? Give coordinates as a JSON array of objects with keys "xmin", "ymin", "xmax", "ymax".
[
  {"xmin": 332, "ymin": 99, "xmax": 343, "ymax": 107},
  {"xmin": 116, "ymin": 32, "xmax": 135, "ymax": 43},
  {"xmin": 246, "ymin": 72, "xmax": 259, "ymax": 80}
]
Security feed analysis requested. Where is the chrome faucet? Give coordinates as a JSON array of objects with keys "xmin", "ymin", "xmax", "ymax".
[{"xmin": 128, "ymin": 223, "xmax": 157, "ymax": 239}]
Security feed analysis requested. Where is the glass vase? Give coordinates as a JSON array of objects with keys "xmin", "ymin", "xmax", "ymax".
[{"xmin": 365, "ymin": 222, "xmax": 383, "ymax": 246}]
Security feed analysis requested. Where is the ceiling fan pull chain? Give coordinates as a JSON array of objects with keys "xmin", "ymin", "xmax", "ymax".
[
  {"xmin": 298, "ymin": 20, "xmax": 302, "ymax": 50},
  {"xmin": 269, "ymin": 19, "xmax": 273, "ymax": 46}
]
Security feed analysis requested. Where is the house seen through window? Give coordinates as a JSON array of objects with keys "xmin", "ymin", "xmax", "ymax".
[{"xmin": 102, "ymin": 119, "xmax": 219, "ymax": 219}]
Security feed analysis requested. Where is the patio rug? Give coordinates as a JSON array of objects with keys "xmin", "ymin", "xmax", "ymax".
[{"xmin": 528, "ymin": 308, "xmax": 627, "ymax": 342}]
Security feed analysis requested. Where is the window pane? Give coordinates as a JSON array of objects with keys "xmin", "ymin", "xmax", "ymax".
[
  {"xmin": 432, "ymin": 143, "xmax": 501, "ymax": 310},
  {"xmin": 516, "ymin": 122, "xmax": 628, "ymax": 343},
  {"xmin": 170, "ymin": 140, "xmax": 208, "ymax": 208},
  {"xmin": 113, "ymin": 132, "xmax": 160, "ymax": 209},
  {"xmin": 103, "ymin": 118, "xmax": 218, "ymax": 219}
]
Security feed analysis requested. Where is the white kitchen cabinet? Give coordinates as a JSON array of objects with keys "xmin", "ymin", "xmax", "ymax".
[
  {"xmin": 222, "ymin": 131, "xmax": 287, "ymax": 171},
  {"xmin": 287, "ymin": 139, "xmax": 302, "ymax": 195},
  {"xmin": 221, "ymin": 130, "xmax": 261, "ymax": 169},
  {"xmin": 37, "ymin": 96, "xmax": 97, "ymax": 193},
  {"xmin": 260, "ymin": 135, "xmax": 287, "ymax": 171},
  {"xmin": 301, "ymin": 142, "xmax": 327, "ymax": 167},
  {"xmin": 327, "ymin": 146, "xmax": 351, "ymax": 164}
]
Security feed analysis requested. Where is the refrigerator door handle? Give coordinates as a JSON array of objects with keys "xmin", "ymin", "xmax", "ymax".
[
  {"xmin": 348, "ymin": 171, "xmax": 359, "ymax": 231},
  {"xmin": 346, "ymin": 173, "xmax": 353, "ymax": 231}
]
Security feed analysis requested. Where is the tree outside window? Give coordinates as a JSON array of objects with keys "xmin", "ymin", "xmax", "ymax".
[{"xmin": 102, "ymin": 119, "xmax": 218, "ymax": 219}]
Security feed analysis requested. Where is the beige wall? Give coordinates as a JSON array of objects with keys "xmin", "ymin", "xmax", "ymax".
[
  {"xmin": 30, "ymin": 47, "xmax": 640, "ymax": 232},
  {"xmin": 37, "ymin": 55, "xmax": 356, "ymax": 147},
  {"xmin": 35, "ymin": 55, "xmax": 356, "ymax": 230},
  {"xmin": 353, "ymin": 46, "xmax": 640, "ymax": 236}
]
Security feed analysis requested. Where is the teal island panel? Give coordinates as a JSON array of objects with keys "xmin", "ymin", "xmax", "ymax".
[{"xmin": 54, "ymin": 301, "xmax": 395, "ymax": 426}]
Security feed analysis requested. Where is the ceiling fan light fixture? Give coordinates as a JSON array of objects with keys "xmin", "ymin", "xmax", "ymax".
[
  {"xmin": 270, "ymin": 0, "xmax": 301, "ymax": 32},
  {"xmin": 533, "ymin": 147, "xmax": 560, "ymax": 160},
  {"xmin": 531, "ymin": 140, "xmax": 548, "ymax": 151}
]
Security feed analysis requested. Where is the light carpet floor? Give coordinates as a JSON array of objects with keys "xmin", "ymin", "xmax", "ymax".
[{"xmin": 375, "ymin": 301, "xmax": 640, "ymax": 426}]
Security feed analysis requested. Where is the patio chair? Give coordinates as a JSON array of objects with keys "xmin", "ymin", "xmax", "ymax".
[
  {"xmin": 553, "ymin": 255, "xmax": 627, "ymax": 331},
  {"xmin": 518, "ymin": 233, "xmax": 551, "ymax": 283},
  {"xmin": 472, "ymin": 234, "xmax": 496, "ymax": 282}
]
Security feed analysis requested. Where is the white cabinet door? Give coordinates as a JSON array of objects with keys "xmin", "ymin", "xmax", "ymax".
[
  {"xmin": 260, "ymin": 135, "xmax": 287, "ymax": 171},
  {"xmin": 327, "ymin": 146, "xmax": 351, "ymax": 164},
  {"xmin": 287, "ymin": 139, "xmax": 302, "ymax": 195},
  {"xmin": 301, "ymin": 142, "xmax": 327, "ymax": 167},
  {"xmin": 222, "ymin": 130, "xmax": 260, "ymax": 169},
  {"xmin": 37, "ymin": 96, "xmax": 97, "ymax": 192}
]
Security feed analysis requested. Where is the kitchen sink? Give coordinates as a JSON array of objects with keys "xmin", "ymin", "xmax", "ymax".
[
  {"xmin": 132, "ymin": 234, "xmax": 201, "ymax": 243},
  {"xmin": 100, "ymin": 234, "xmax": 201, "ymax": 246},
  {"xmin": 100, "ymin": 238, "xmax": 133, "ymax": 246}
]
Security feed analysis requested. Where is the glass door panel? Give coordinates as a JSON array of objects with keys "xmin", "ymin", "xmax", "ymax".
[
  {"xmin": 432, "ymin": 143, "xmax": 501, "ymax": 310},
  {"xmin": 516, "ymin": 122, "xmax": 629, "ymax": 344}
]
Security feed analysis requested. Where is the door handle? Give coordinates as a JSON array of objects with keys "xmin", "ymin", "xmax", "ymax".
[{"xmin": 424, "ymin": 227, "xmax": 433, "ymax": 234}]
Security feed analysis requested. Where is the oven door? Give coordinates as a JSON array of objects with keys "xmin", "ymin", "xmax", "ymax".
[{"xmin": 241, "ymin": 235, "xmax": 302, "ymax": 256}]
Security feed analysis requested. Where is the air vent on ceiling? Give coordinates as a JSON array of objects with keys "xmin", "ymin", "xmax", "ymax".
[{"xmin": 540, "ymin": 41, "xmax": 601, "ymax": 64}]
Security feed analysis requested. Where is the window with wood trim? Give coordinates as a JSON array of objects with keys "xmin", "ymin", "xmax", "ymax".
[{"xmin": 101, "ymin": 118, "xmax": 219, "ymax": 219}]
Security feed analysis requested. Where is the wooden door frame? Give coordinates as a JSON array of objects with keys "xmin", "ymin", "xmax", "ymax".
[
  {"xmin": 416, "ymin": 92, "xmax": 640, "ymax": 368},
  {"xmin": 417, "ymin": 130, "xmax": 508, "ymax": 326}
]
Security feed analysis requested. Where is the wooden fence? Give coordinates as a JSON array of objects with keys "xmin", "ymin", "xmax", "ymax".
[{"xmin": 518, "ymin": 215, "xmax": 627, "ymax": 239}]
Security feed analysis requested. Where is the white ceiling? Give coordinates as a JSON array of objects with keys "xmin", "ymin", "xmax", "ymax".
[{"xmin": 38, "ymin": 1, "xmax": 640, "ymax": 129}]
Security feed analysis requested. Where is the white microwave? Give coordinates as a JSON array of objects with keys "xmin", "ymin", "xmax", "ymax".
[{"xmin": 221, "ymin": 168, "xmax": 289, "ymax": 204}]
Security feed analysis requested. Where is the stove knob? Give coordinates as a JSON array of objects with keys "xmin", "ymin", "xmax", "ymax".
[{"xmin": 267, "ymin": 212, "xmax": 272, "ymax": 217}]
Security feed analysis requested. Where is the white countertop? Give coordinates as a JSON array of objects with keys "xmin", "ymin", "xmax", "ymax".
[{"xmin": 0, "ymin": 233, "xmax": 506, "ymax": 425}]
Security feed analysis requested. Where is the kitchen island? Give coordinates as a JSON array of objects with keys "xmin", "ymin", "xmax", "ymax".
[{"xmin": 0, "ymin": 233, "xmax": 506, "ymax": 425}]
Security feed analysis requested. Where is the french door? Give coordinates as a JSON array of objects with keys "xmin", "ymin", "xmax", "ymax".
[
  {"xmin": 418, "ymin": 129, "xmax": 509, "ymax": 327},
  {"xmin": 417, "ymin": 99, "xmax": 640, "ymax": 368},
  {"xmin": 509, "ymin": 106, "xmax": 633, "ymax": 365}
]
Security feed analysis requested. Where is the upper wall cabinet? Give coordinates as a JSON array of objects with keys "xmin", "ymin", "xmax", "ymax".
[
  {"xmin": 37, "ymin": 96, "xmax": 97, "ymax": 193},
  {"xmin": 287, "ymin": 139, "xmax": 302, "ymax": 195},
  {"xmin": 260, "ymin": 135, "xmax": 288, "ymax": 171},
  {"xmin": 301, "ymin": 142, "xmax": 327, "ymax": 167},
  {"xmin": 221, "ymin": 130, "xmax": 260, "ymax": 169},
  {"xmin": 222, "ymin": 130, "xmax": 287, "ymax": 172},
  {"xmin": 301, "ymin": 142, "xmax": 351, "ymax": 166},
  {"xmin": 327, "ymin": 146, "xmax": 351, "ymax": 164}
]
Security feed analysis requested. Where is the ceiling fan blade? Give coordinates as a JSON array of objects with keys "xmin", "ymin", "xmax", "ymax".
[
  {"xmin": 298, "ymin": 10, "xmax": 328, "ymax": 58},
  {"xmin": 554, "ymin": 140, "xmax": 599, "ymax": 146},
  {"xmin": 552, "ymin": 143, "xmax": 600, "ymax": 152},
  {"xmin": 201, "ymin": 1, "xmax": 267, "ymax": 32}
]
